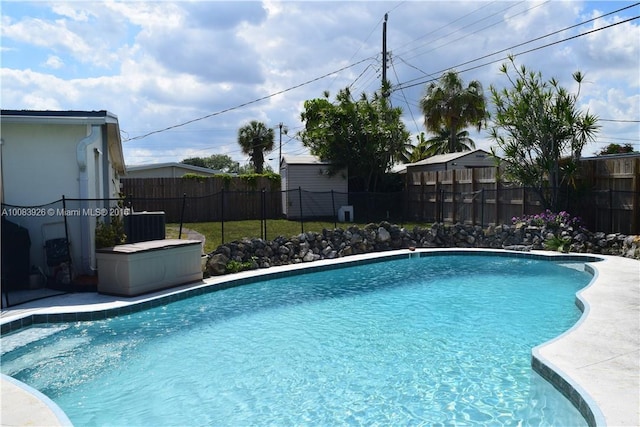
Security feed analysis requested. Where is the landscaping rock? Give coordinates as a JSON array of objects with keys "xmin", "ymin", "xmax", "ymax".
[
  {"xmin": 206, "ymin": 221, "xmax": 639, "ymax": 275},
  {"xmin": 206, "ymin": 253, "xmax": 229, "ymax": 276}
]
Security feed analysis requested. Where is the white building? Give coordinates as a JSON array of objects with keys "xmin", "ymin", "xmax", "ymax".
[
  {"xmin": 1, "ymin": 110, "xmax": 126, "ymax": 278},
  {"xmin": 280, "ymin": 155, "xmax": 349, "ymax": 220}
]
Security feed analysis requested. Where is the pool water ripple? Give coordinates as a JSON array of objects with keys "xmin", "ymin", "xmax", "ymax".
[{"xmin": 1, "ymin": 255, "xmax": 591, "ymax": 426}]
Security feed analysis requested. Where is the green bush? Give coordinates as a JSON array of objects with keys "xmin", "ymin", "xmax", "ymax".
[
  {"xmin": 95, "ymin": 216, "xmax": 127, "ymax": 249},
  {"xmin": 543, "ymin": 235, "xmax": 571, "ymax": 253},
  {"xmin": 225, "ymin": 259, "xmax": 254, "ymax": 273}
]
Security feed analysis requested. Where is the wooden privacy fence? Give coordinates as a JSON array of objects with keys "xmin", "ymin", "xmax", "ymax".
[
  {"xmin": 121, "ymin": 177, "xmax": 281, "ymax": 222},
  {"xmin": 405, "ymin": 158, "xmax": 639, "ymax": 234},
  {"xmin": 122, "ymin": 157, "xmax": 639, "ymax": 234},
  {"xmin": 405, "ymin": 168, "xmax": 545, "ymax": 227},
  {"xmin": 574, "ymin": 156, "xmax": 640, "ymax": 235}
]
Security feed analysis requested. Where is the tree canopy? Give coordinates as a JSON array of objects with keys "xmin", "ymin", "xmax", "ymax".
[
  {"xmin": 411, "ymin": 127, "xmax": 475, "ymax": 160},
  {"xmin": 298, "ymin": 84, "xmax": 410, "ymax": 192},
  {"xmin": 237, "ymin": 121, "xmax": 275, "ymax": 174},
  {"xmin": 597, "ymin": 143, "xmax": 635, "ymax": 156},
  {"xmin": 418, "ymin": 70, "xmax": 487, "ymax": 157},
  {"xmin": 181, "ymin": 154, "xmax": 239, "ymax": 173},
  {"xmin": 489, "ymin": 56, "xmax": 599, "ymax": 210}
]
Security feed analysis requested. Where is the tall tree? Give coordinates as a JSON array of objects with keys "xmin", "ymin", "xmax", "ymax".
[
  {"xmin": 237, "ymin": 121, "xmax": 275, "ymax": 174},
  {"xmin": 419, "ymin": 70, "xmax": 487, "ymax": 153},
  {"xmin": 298, "ymin": 84, "xmax": 410, "ymax": 192},
  {"xmin": 597, "ymin": 143, "xmax": 635, "ymax": 155},
  {"xmin": 181, "ymin": 154, "xmax": 239, "ymax": 173},
  {"xmin": 489, "ymin": 56, "xmax": 599, "ymax": 210},
  {"xmin": 411, "ymin": 127, "xmax": 475, "ymax": 161}
]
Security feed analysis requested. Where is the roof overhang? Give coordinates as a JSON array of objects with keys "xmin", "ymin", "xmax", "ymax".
[{"xmin": 1, "ymin": 110, "xmax": 126, "ymax": 175}]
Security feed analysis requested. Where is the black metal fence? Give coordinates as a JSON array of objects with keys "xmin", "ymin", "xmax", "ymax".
[
  {"xmin": 1, "ymin": 186, "xmax": 636, "ymax": 306},
  {"xmin": 122, "ymin": 186, "xmax": 637, "ymax": 235}
]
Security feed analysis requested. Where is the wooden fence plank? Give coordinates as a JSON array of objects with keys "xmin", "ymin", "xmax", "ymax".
[{"xmin": 120, "ymin": 159, "xmax": 638, "ymax": 234}]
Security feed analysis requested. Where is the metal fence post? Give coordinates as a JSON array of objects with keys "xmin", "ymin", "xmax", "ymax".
[
  {"xmin": 331, "ymin": 190, "xmax": 337, "ymax": 229},
  {"xmin": 298, "ymin": 186, "xmax": 304, "ymax": 234},
  {"xmin": 220, "ymin": 189, "xmax": 225, "ymax": 244},
  {"xmin": 178, "ymin": 193, "xmax": 186, "ymax": 239},
  {"xmin": 261, "ymin": 188, "xmax": 267, "ymax": 240},
  {"xmin": 609, "ymin": 188, "xmax": 613, "ymax": 232},
  {"xmin": 480, "ymin": 189, "xmax": 485, "ymax": 228}
]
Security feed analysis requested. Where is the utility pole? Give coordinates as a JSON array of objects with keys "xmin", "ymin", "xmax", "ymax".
[{"xmin": 382, "ymin": 13, "xmax": 388, "ymax": 96}]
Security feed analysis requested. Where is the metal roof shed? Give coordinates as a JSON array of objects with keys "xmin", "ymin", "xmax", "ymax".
[{"xmin": 280, "ymin": 155, "xmax": 348, "ymax": 219}]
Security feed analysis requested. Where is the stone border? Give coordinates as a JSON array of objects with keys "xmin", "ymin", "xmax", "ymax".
[{"xmin": 205, "ymin": 221, "xmax": 639, "ymax": 276}]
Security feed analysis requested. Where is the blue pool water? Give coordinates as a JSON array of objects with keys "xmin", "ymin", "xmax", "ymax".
[{"xmin": 1, "ymin": 254, "xmax": 591, "ymax": 426}]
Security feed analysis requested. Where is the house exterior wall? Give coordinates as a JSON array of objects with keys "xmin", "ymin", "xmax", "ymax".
[
  {"xmin": 281, "ymin": 161, "xmax": 348, "ymax": 218},
  {"xmin": 1, "ymin": 122, "xmax": 113, "ymax": 276}
]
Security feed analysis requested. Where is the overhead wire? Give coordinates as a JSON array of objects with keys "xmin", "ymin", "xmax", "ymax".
[
  {"xmin": 124, "ymin": 3, "xmax": 638, "ymax": 158},
  {"xmin": 124, "ymin": 56, "xmax": 375, "ymax": 142},
  {"xmin": 396, "ymin": 1, "xmax": 532, "ymax": 60},
  {"xmin": 389, "ymin": 54, "xmax": 421, "ymax": 133},
  {"xmin": 391, "ymin": 0, "xmax": 503, "ymax": 58},
  {"xmin": 393, "ymin": 14, "xmax": 640, "ymax": 92},
  {"xmin": 395, "ymin": 3, "xmax": 639, "ymax": 90},
  {"xmin": 404, "ymin": 2, "xmax": 552, "ymax": 62}
]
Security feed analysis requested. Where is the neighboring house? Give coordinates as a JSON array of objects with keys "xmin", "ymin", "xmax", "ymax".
[
  {"xmin": 0, "ymin": 110, "xmax": 126, "ymax": 279},
  {"xmin": 123, "ymin": 162, "xmax": 222, "ymax": 178},
  {"xmin": 403, "ymin": 149, "xmax": 496, "ymax": 174},
  {"xmin": 280, "ymin": 155, "xmax": 349, "ymax": 219}
]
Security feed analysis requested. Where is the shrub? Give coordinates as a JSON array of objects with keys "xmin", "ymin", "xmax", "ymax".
[
  {"xmin": 543, "ymin": 235, "xmax": 571, "ymax": 253},
  {"xmin": 512, "ymin": 210, "xmax": 582, "ymax": 230},
  {"xmin": 225, "ymin": 259, "xmax": 255, "ymax": 273},
  {"xmin": 95, "ymin": 216, "xmax": 127, "ymax": 249}
]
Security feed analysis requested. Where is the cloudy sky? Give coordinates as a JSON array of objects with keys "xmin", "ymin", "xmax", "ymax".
[{"xmin": 2, "ymin": 1, "xmax": 638, "ymax": 171}]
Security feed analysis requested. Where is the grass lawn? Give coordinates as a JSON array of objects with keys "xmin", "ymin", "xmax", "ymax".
[{"xmin": 167, "ymin": 219, "xmax": 432, "ymax": 254}]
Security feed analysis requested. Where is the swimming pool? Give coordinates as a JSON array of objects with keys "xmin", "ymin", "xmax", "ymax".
[{"xmin": 1, "ymin": 252, "xmax": 594, "ymax": 426}]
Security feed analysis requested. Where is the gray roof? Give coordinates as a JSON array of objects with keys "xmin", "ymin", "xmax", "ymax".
[
  {"xmin": 281, "ymin": 155, "xmax": 330, "ymax": 165},
  {"xmin": 125, "ymin": 162, "xmax": 222, "ymax": 174},
  {"xmin": 404, "ymin": 149, "xmax": 492, "ymax": 167}
]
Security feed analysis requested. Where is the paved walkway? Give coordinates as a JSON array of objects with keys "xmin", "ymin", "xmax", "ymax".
[{"xmin": 1, "ymin": 249, "xmax": 638, "ymax": 427}]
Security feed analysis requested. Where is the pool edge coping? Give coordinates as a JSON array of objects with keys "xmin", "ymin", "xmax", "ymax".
[
  {"xmin": 1, "ymin": 373, "xmax": 73, "ymax": 427},
  {"xmin": 531, "ymin": 262, "xmax": 606, "ymax": 427},
  {"xmin": 1, "ymin": 247, "xmax": 632, "ymax": 427}
]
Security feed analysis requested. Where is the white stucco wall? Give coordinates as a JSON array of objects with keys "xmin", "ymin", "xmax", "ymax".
[{"xmin": 1, "ymin": 122, "xmax": 109, "ymax": 276}]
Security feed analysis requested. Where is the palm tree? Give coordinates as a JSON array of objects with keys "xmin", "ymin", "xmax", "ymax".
[
  {"xmin": 420, "ymin": 70, "xmax": 487, "ymax": 153},
  {"xmin": 412, "ymin": 127, "xmax": 476, "ymax": 160},
  {"xmin": 425, "ymin": 127, "xmax": 476, "ymax": 157},
  {"xmin": 237, "ymin": 121, "xmax": 275, "ymax": 174}
]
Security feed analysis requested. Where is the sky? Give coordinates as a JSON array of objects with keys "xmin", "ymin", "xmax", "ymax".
[{"xmin": 1, "ymin": 1, "xmax": 639, "ymax": 172}]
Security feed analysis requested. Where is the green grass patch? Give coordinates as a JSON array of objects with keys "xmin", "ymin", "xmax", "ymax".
[{"xmin": 167, "ymin": 219, "xmax": 432, "ymax": 254}]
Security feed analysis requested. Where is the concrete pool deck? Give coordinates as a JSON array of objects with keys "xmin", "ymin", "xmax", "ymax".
[{"xmin": 1, "ymin": 249, "xmax": 638, "ymax": 426}]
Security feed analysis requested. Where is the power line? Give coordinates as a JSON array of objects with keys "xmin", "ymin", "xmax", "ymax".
[
  {"xmin": 391, "ymin": 0, "xmax": 505, "ymax": 58},
  {"xmin": 396, "ymin": 1, "xmax": 532, "ymax": 61},
  {"xmin": 124, "ymin": 57, "xmax": 375, "ymax": 142},
  {"xmin": 122, "ymin": 4, "xmax": 639, "ymax": 151},
  {"xmin": 389, "ymin": 54, "xmax": 420, "ymax": 133},
  {"xmin": 393, "ymin": 14, "xmax": 640, "ymax": 92},
  {"xmin": 599, "ymin": 119, "xmax": 640, "ymax": 123},
  {"xmin": 394, "ymin": 3, "xmax": 639, "ymax": 90}
]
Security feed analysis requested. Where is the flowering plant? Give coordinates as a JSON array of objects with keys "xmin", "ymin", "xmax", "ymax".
[{"xmin": 511, "ymin": 210, "xmax": 582, "ymax": 229}]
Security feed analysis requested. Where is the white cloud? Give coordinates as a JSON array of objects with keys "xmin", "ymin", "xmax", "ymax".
[
  {"xmin": 43, "ymin": 55, "xmax": 64, "ymax": 69},
  {"xmin": 1, "ymin": 0, "xmax": 638, "ymax": 168}
]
